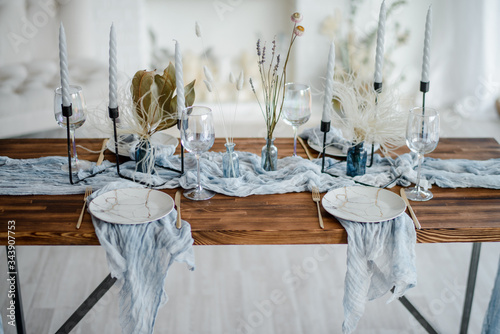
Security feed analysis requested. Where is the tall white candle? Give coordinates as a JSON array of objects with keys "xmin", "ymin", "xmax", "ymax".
[
  {"xmin": 421, "ymin": 5, "xmax": 432, "ymax": 83},
  {"xmin": 59, "ymin": 23, "xmax": 71, "ymax": 107},
  {"xmin": 109, "ymin": 23, "xmax": 118, "ymax": 109},
  {"xmin": 175, "ymin": 40, "xmax": 185, "ymax": 116},
  {"xmin": 322, "ymin": 41, "xmax": 335, "ymax": 123},
  {"xmin": 373, "ymin": 0, "xmax": 386, "ymax": 84}
]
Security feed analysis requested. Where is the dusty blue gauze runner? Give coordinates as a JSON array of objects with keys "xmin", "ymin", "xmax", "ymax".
[
  {"xmin": 339, "ymin": 214, "xmax": 417, "ymax": 333},
  {"xmin": 87, "ymin": 181, "xmax": 195, "ymax": 334},
  {"xmin": 482, "ymin": 257, "xmax": 500, "ymax": 333}
]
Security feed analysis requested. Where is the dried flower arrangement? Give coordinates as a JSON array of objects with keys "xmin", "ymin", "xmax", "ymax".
[
  {"xmin": 249, "ymin": 12, "xmax": 305, "ymax": 141},
  {"xmin": 122, "ymin": 63, "xmax": 196, "ymax": 139},
  {"xmin": 331, "ymin": 73, "xmax": 406, "ymax": 152}
]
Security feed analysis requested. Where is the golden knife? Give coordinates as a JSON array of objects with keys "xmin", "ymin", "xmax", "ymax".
[
  {"xmin": 175, "ymin": 190, "xmax": 182, "ymax": 229},
  {"xmin": 400, "ymin": 188, "xmax": 421, "ymax": 229},
  {"xmin": 297, "ymin": 136, "xmax": 314, "ymax": 161},
  {"xmin": 96, "ymin": 139, "xmax": 109, "ymax": 166}
]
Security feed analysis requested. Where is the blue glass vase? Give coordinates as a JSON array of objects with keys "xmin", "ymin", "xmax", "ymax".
[
  {"xmin": 135, "ymin": 139, "xmax": 155, "ymax": 174},
  {"xmin": 346, "ymin": 142, "xmax": 367, "ymax": 177},
  {"xmin": 222, "ymin": 143, "xmax": 240, "ymax": 178},
  {"xmin": 261, "ymin": 138, "xmax": 278, "ymax": 171}
]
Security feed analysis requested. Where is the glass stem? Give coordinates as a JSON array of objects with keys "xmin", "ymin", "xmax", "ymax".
[
  {"xmin": 293, "ymin": 126, "xmax": 298, "ymax": 156},
  {"xmin": 196, "ymin": 154, "xmax": 202, "ymax": 193},
  {"xmin": 415, "ymin": 153, "xmax": 423, "ymax": 193},
  {"xmin": 70, "ymin": 128, "xmax": 78, "ymax": 167}
]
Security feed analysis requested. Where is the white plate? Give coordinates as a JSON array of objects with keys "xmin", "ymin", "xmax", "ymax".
[
  {"xmin": 107, "ymin": 132, "xmax": 178, "ymax": 156},
  {"xmin": 321, "ymin": 186, "xmax": 406, "ymax": 223},
  {"xmin": 307, "ymin": 138, "xmax": 379, "ymax": 158},
  {"xmin": 88, "ymin": 188, "xmax": 174, "ymax": 224}
]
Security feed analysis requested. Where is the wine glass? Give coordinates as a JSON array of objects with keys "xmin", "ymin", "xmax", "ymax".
[
  {"xmin": 181, "ymin": 106, "xmax": 216, "ymax": 201},
  {"xmin": 404, "ymin": 107, "xmax": 440, "ymax": 201},
  {"xmin": 282, "ymin": 83, "xmax": 312, "ymax": 156},
  {"xmin": 54, "ymin": 85, "xmax": 92, "ymax": 172}
]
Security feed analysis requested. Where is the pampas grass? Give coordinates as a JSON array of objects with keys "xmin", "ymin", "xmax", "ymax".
[{"xmin": 330, "ymin": 73, "xmax": 406, "ymax": 152}]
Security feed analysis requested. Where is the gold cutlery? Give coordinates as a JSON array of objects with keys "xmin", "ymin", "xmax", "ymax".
[
  {"xmin": 400, "ymin": 188, "xmax": 421, "ymax": 229},
  {"xmin": 175, "ymin": 190, "xmax": 182, "ymax": 229},
  {"xmin": 77, "ymin": 186, "xmax": 92, "ymax": 229},
  {"xmin": 96, "ymin": 139, "xmax": 109, "ymax": 166},
  {"xmin": 297, "ymin": 136, "xmax": 314, "ymax": 161},
  {"xmin": 311, "ymin": 186, "xmax": 324, "ymax": 229}
]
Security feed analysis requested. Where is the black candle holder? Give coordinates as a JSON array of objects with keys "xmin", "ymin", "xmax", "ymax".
[
  {"xmin": 320, "ymin": 120, "xmax": 330, "ymax": 173},
  {"xmin": 109, "ymin": 106, "xmax": 184, "ymax": 187},
  {"xmin": 63, "ymin": 104, "xmax": 107, "ymax": 184},
  {"xmin": 367, "ymin": 81, "xmax": 383, "ymax": 168}
]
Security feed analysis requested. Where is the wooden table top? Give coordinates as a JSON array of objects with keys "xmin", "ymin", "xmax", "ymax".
[{"xmin": 0, "ymin": 137, "xmax": 499, "ymax": 246}]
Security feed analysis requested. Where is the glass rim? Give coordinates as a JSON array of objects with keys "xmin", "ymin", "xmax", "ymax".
[
  {"xmin": 284, "ymin": 82, "xmax": 310, "ymax": 91},
  {"xmin": 55, "ymin": 85, "xmax": 83, "ymax": 94},
  {"xmin": 409, "ymin": 106, "xmax": 439, "ymax": 117},
  {"xmin": 183, "ymin": 105, "xmax": 212, "ymax": 116}
]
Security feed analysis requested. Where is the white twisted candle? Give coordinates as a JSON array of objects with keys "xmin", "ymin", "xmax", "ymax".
[
  {"xmin": 109, "ymin": 24, "xmax": 118, "ymax": 109},
  {"xmin": 421, "ymin": 5, "xmax": 432, "ymax": 83},
  {"xmin": 59, "ymin": 23, "xmax": 71, "ymax": 107},
  {"xmin": 175, "ymin": 40, "xmax": 185, "ymax": 116},
  {"xmin": 322, "ymin": 41, "xmax": 335, "ymax": 123},
  {"xmin": 373, "ymin": 0, "xmax": 386, "ymax": 84}
]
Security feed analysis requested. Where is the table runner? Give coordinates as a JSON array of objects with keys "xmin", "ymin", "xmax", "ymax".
[
  {"xmin": 88, "ymin": 181, "xmax": 195, "ymax": 334},
  {"xmin": 1, "ymin": 141, "xmax": 499, "ymax": 332}
]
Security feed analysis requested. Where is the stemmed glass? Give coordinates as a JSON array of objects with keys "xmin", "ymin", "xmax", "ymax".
[
  {"xmin": 282, "ymin": 83, "xmax": 312, "ymax": 156},
  {"xmin": 54, "ymin": 85, "xmax": 92, "ymax": 172},
  {"xmin": 404, "ymin": 107, "xmax": 440, "ymax": 201},
  {"xmin": 181, "ymin": 106, "xmax": 216, "ymax": 200}
]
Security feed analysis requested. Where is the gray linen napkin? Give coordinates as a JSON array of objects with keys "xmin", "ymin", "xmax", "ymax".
[
  {"xmin": 88, "ymin": 181, "xmax": 195, "ymax": 334},
  {"xmin": 339, "ymin": 213, "xmax": 417, "ymax": 333}
]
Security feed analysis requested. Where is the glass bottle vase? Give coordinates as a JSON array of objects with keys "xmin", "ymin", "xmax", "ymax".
[
  {"xmin": 346, "ymin": 142, "xmax": 367, "ymax": 177},
  {"xmin": 135, "ymin": 139, "xmax": 155, "ymax": 174},
  {"xmin": 222, "ymin": 142, "xmax": 240, "ymax": 178},
  {"xmin": 261, "ymin": 138, "xmax": 278, "ymax": 171}
]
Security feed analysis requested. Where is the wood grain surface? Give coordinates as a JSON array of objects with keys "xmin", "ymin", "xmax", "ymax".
[{"xmin": 0, "ymin": 137, "xmax": 499, "ymax": 246}]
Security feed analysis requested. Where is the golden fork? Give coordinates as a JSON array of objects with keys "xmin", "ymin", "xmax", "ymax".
[
  {"xmin": 297, "ymin": 137, "xmax": 314, "ymax": 161},
  {"xmin": 312, "ymin": 186, "xmax": 324, "ymax": 229},
  {"xmin": 76, "ymin": 186, "xmax": 92, "ymax": 229},
  {"xmin": 400, "ymin": 188, "xmax": 421, "ymax": 229}
]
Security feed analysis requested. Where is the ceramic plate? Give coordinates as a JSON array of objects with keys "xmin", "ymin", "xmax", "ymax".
[
  {"xmin": 107, "ymin": 132, "xmax": 178, "ymax": 156},
  {"xmin": 321, "ymin": 186, "xmax": 406, "ymax": 223},
  {"xmin": 307, "ymin": 138, "xmax": 380, "ymax": 158},
  {"xmin": 88, "ymin": 188, "xmax": 174, "ymax": 224}
]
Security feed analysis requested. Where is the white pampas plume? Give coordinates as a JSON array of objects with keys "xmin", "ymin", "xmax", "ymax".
[
  {"xmin": 195, "ymin": 21, "xmax": 202, "ymax": 38},
  {"xmin": 203, "ymin": 79, "xmax": 212, "ymax": 92},
  {"xmin": 237, "ymin": 70, "xmax": 244, "ymax": 91},
  {"xmin": 330, "ymin": 73, "xmax": 406, "ymax": 151},
  {"xmin": 203, "ymin": 65, "xmax": 214, "ymax": 83},
  {"xmin": 229, "ymin": 72, "xmax": 235, "ymax": 84}
]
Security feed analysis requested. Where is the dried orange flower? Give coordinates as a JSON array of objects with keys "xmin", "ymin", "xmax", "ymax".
[{"xmin": 294, "ymin": 25, "xmax": 305, "ymax": 36}]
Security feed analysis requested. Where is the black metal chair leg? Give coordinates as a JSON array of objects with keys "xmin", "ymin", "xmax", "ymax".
[
  {"xmin": 5, "ymin": 245, "xmax": 26, "ymax": 334},
  {"xmin": 460, "ymin": 242, "xmax": 482, "ymax": 334},
  {"xmin": 55, "ymin": 273, "xmax": 117, "ymax": 334}
]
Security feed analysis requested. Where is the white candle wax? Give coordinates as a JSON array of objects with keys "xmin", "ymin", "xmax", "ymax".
[
  {"xmin": 421, "ymin": 5, "xmax": 432, "ymax": 83},
  {"xmin": 59, "ymin": 23, "xmax": 71, "ymax": 107},
  {"xmin": 373, "ymin": 0, "xmax": 386, "ymax": 84},
  {"xmin": 322, "ymin": 41, "xmax": 335, "ymax": 123},
  {"xmin": 109, "ymin": 24, "xmax": 118, "ymax": 109},
  {"xmin": 175, "ymin": 40, "xmax": 185, "ymax": 116}
]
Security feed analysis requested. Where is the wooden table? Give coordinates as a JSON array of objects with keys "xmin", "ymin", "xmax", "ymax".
[
  {"xmin": 0, "ymin": 137, "xmax": 500, "ymax": 246},
  {"xmin": 1, "ymin": 137, "xmax": 499, "ymax": 334}
]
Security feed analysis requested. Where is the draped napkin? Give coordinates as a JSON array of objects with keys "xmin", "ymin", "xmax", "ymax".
[
  {"xmin": 88, "ymin": 181, "xmax": 195, "ymax": 334},
  {"xmin": 339, "ymin": 214, "xmax": 417, "ymax": 333}
]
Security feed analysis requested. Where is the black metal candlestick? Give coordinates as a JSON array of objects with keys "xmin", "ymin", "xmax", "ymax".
[
  {"xmin": 421, "ymin": 81, "xmax": 429, "ymax": 110},
  {"xmin": 62, "ymin": 103, "xmax": 74, "ymax": 184},
  {"xmin": 320, "ymin": 120, "xmax": 331, "ymax": 173},
  {"xmin": 367, "ymin": 81, "xmax": 383, "ymax": 168}
]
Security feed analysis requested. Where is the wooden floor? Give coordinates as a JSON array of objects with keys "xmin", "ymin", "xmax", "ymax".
[{"xmin": 0, "ymin": 243, "xmax": 498, "ymax": 333}]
